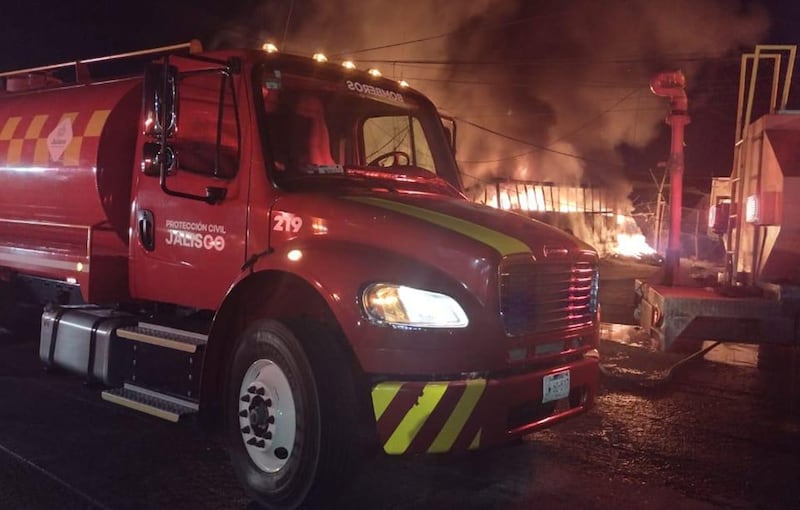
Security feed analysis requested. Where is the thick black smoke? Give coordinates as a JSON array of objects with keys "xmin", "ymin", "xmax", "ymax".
[{"xmin": 213, "ymin": 0, "xmax": 768, "ymax": 196}]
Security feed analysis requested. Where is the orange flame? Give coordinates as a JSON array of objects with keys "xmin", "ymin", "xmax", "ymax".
[{"xmin": 482, "ymin": 183, "xmax": 656, "ymax": 258}]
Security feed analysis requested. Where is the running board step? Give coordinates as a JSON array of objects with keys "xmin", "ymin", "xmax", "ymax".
[
  {"xmin": 102, "ymin": 383, "xmax": 199, "ymax": 423},
  {"xmin": 116, "ymin": 323, "xmax": 208, "ymax": 353}
]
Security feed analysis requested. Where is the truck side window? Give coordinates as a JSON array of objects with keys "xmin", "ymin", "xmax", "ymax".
[
  {"xmin": 263, "ymin": 88, "xmax": 337, "ymax": 174},
  {"xmin": 173, "ymin": 73, "xmax": 239, "ymax": 178},
  {"xmin": 363, "ymin": 115, "xmax": 435, "ymax": 173}
]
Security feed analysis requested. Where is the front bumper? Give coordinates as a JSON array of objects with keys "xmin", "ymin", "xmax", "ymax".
[{"xmin": 370, "ymin": 355, "xmax": 598, "ymax": 455}]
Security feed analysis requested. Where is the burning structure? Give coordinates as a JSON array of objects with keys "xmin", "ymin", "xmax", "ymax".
[{"xmin": 469, "ymin": 178, "xmax": 656, "ymax": 258}]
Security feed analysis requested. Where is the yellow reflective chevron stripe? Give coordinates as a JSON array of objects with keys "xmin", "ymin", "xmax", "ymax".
[
  {"xmin": 384, "ymin": 382, "xmax": 448, "ymax": 454},
  {"xmin": 372, "ymin": 381, "xmax": 403, "ymax": 421},
  {"xmin": 373, "ymin": 379, "xmax": 489, "ymax": 454},
  {"xmin": 427, "ymin": 378, "xmax": 486, "ymax": 453},
  {"xmin": 469, "ymin": 429, "xmax": 482, "ymax": 450},
  {"xmin": 347, "ymin": 196, "xmax": 531, "ymax": 256}
]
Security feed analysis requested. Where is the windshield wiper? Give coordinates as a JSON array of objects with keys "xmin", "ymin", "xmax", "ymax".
[{"xmin": 279, "ymin": 165, "xmax": 460, "ymax": 196}]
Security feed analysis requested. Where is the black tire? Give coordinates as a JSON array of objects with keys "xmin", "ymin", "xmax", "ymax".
[{"xmin": 225, "ymin": 319, "xmax": 365, "ymax": 510}]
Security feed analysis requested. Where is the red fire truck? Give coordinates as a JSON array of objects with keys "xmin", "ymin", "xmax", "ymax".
[{"xmin": 0, "ymin": 41, "xmax": 599, "ymax": 508}]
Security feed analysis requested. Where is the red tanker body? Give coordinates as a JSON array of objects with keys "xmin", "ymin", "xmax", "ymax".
[
  {"xmin": 0, "ymin": 42, "xmax": 599, "ymax": 509},
  {"xmin": 0, "ymin": 79, "xmax": 140, "ymax": 301}
]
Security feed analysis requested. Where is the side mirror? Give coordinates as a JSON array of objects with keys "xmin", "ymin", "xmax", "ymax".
[
  {"xmin": 143, "ymin": 63, "xmax": 179, "ymax": 137},
  {"xmin": 141, "ymin": 142, "xmax": 176, "ymax": 176}
]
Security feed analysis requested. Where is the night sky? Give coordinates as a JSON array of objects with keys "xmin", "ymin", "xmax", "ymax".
[{"xmin": 1, "ymin": 0, "xmax": 798, "ymax": 198}]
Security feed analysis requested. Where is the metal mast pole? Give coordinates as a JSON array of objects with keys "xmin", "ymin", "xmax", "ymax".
[{"xmin": 650, "ymin": 71, "xmax": 690, "ymax": 286}]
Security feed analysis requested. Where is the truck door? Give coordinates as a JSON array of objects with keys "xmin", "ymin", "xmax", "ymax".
[{"xmin": 130, "ymin": 68, "xmax": 247, "ymax": 310}]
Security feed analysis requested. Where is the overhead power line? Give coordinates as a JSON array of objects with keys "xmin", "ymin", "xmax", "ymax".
[
  {"xmin": 549, "ymin": 87, "xmax": 642, "ymax": 145},
  {"xmin": 404, "ymin": 74, "xmax": 648, "ymax": 90},
  {"xmin": 352, "ymin": 54, "xmax": 742, "ymax": 67},
  {"xmin": 455, "ymin": 117, "xmax": 623, "ymax": 169},
  {"xmin": 329, "ymin": 9, "xmax": 581, "ymax": 58},
  {"xmin": 281, "ymin": 0, "xmax": 295, "ymax": 50},
  {"xmin": 458, "ymin": 149, "xmax": 540, "ymax": 165},
  {"xmin": 455, "ymin": 87, "xmax": 642, "ymax": 165}
]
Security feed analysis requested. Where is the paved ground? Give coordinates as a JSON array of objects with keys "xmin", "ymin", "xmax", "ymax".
[{"xmin": 1, "ymin": 258, "xmax": 799, "ymax": 509}]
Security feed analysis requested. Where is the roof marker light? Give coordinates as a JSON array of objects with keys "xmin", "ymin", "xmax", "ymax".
[
  {"xmin": 342, "ymin": 60, "xmax": 356, "ymax": 70},
  {"xmin": 367, "ymin": 68, "xmax": 382, "ymax": 78},
  {"xmin": 312, "ymin": 53, "xmax": 328, "ymax": 63},
  {"xmin": 398, "ymin": 79, "xmax": 409, "ymax": 88},
  {"xmin": 262, "ymin": 42, "xmax": 279, "ymax": 53}
]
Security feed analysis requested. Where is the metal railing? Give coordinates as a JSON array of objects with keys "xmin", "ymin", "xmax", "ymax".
[
  {"xmin": 0, "ymin": 40, "xmax": 202, "ymax": 85},
  {"xmin": 473, "ymin": 178, "xmax": 621, "ymax": 215}
]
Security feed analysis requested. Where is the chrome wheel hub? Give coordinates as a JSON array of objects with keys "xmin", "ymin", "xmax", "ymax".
[{"xmin": 238, "ymin": 359, "xmax": 296, "ymax": 472}]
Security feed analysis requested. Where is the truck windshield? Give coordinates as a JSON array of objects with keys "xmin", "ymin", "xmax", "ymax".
[{"xmin": 256, "ymin": 65, "xmax": 461, "ymax": 192}]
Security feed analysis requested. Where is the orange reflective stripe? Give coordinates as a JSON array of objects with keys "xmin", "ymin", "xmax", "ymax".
[
  {"xmin": 84, "ymin": 110, "xmax": 110, "ymax": 137},
  {"xmin": 24, "ymin": 114, "xmax": 48, "ymax": 139},
  {"xmin": 0, "ymin": 117, "xmax": 21, "ymax": 140},
  {"xmin": 0, "ymin": 110, "xmax": 106, "ymax": 166}
]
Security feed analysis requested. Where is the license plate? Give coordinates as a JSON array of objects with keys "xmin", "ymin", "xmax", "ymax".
[{"xmin": 542, "ymin": 370, "xmax": 570, "ymax": 403}]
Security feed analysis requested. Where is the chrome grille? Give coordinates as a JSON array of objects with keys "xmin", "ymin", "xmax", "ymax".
[{"xmin": 500, "ymin": 261, "xmax": 598, "ymax": 336}]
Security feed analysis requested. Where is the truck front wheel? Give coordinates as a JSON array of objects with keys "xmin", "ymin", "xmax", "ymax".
[{"xmin": 225, "ymin": 319, "xmax": 363, "ymax": 509}]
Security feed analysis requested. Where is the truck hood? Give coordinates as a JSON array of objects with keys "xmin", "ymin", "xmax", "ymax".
[
  {"xmin": 270, "ymin": 190, "xmax": 597, "ymax": 292},
  {"xmin": 343, "ymin": 192, "xmax": 594, "ymax": 257},
  {"xmin": 274, "ymin": 170, "xmax": 595, "ymax": 260}
]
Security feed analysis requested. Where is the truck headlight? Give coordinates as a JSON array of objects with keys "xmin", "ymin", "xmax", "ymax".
[{"xmin": 362, "ymin": 284, "xmax": 469, "ymax": 328}]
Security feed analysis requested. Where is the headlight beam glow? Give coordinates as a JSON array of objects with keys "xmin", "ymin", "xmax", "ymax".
[{"xmin": 363, "ymin": 283, "xmax": 468, "ymax": 329}]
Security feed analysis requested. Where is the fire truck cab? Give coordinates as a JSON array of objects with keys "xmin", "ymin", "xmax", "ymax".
[{"xmin": 0, "ymin": 42, "xmax": 600, "ymax": 509}]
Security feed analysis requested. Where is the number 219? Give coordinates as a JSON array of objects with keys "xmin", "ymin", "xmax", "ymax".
[{"xmin": 273, "ymin": 212, "xmax": 303, "ymax": 233}]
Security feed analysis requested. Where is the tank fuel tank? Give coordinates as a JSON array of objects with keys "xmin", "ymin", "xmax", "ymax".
[{"xmin": 0, "ymin": 78, "xmax": 142, "ymax": 302}]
